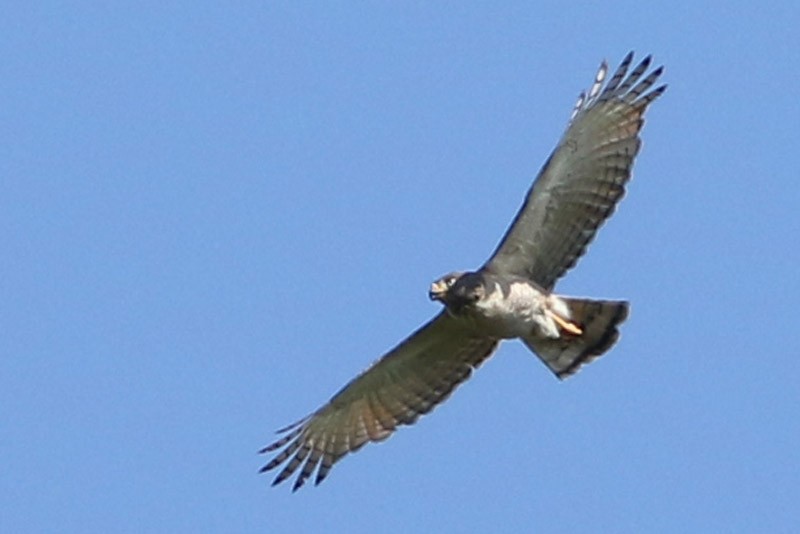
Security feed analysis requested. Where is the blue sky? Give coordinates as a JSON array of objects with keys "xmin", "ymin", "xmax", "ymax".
[{"xmin": 2, "ymin": 2, "xmax": 798, "ymax": 532}]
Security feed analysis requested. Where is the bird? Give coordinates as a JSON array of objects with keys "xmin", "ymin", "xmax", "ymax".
[{"xmin": 261, "ymin": 52, "xmax": 666, "ymax": 491}]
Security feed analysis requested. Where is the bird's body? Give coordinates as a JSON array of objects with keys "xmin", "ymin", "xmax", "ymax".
[
  {"xmin": 432, "ymin": 271, "xmax": 572, "ymax": 340},
  {"xmin": 430, "ymin": 270, "xmax": 629, "ymax": 377},
  {"xmin": 471, "ymin": 276, "xmax": 552, "ymax": 338},
  {"xmin": 261, "ymin": 52, "xmax": 666, "ymax": 491}
]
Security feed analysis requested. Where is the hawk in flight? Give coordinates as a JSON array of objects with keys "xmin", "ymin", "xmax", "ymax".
[{"xmin": 261, "ymin": 52, "xmax": 666, "ymax": 491}]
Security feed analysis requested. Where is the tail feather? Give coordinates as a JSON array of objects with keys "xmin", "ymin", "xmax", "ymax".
[{"xmin": 522, "ymin": 297, "xmax": 629, "ymax": 379}]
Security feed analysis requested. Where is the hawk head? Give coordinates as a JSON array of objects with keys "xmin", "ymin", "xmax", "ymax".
[{"xmin": 429, "ymin": 271, "xmax": 487, "ymax": 313}]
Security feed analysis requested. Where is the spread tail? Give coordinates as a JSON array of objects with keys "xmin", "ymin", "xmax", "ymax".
[{"xmin": 522, "ymin": 297, "xmax": 629, "ymax": 379}]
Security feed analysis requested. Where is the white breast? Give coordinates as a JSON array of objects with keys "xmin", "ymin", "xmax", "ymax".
[{"xmin": 471, "ymin": 281, "xmax": 549, "ymax": 338}]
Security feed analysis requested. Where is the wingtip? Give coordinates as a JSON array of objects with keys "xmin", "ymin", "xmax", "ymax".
[
  {"xmin": 292, "ymin": 477, "xmax": 307, "ymax": 492},
  {"xmin": 259, "ymin": 436, "xmax": 288, "ymax": 453},
  {"xmin": 275, "ymin": 415, "xmax": 311, "ymax": 434},
  {"xmin": 622, "ymin": 50, "xmax": 635, "ymax": 65},
  {"xmin": 272, "ymin": 470, "xmax": 291, "ymax": 487}
]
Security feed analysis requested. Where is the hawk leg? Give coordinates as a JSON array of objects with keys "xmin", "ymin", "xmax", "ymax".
[{"xmin": 547, "ymin": 310, "xmax": 583, "ymax": 336}]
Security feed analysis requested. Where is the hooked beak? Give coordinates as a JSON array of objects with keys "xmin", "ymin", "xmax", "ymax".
[{"xmin": 429, "ymin": 280, "xmax": 448, "ymax": 302}]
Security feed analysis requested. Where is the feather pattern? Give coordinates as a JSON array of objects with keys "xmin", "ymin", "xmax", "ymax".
[
  {"xmin": 260, "ymin": 312, "xmax": 498, "ymax": 491},
  {"xmin": 485, "ymin": 52, "xmax": 666, "ymax": 289}
]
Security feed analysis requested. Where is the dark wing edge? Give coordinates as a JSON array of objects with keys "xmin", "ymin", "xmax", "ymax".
[
  {"xmin": 484, "ymin": 52, "xmax": 667, "ymax": 289},
  {"xmin": 259, "ymin": 312, "xmax": 499, "ymax": 491}
]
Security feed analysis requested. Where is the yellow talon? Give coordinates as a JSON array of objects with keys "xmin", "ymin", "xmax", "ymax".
[{"xmin": 549, "ymin": 311, "xmax": 583, "ymax": 336}]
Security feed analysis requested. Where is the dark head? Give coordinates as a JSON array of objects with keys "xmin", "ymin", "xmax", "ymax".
[{"xmin": 429, "ymin": 271, "xmax": 487, "ymax": 313}]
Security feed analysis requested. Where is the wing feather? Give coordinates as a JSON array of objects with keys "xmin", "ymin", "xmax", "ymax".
[
  {"xmin": 484, "ymin": 52, "xmax": 666, "ymax": 289},
  {"xmin": 260, "ymin": 312, "xmax": 499, "ymax": 490}
]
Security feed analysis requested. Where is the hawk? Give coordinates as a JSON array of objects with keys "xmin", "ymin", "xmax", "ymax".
[{"xmin": 261, "ymin": 52, "xmax": 666, "ymax": 491}]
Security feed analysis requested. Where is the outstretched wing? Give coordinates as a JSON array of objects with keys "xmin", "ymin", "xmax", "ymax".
[
  {"xmin": 484, "ymin": 52, "xmax": 666, "ymax": 290},
  {"xmin": 260, "ymin": 312, "xmax": 499, "ymax": 491}
]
